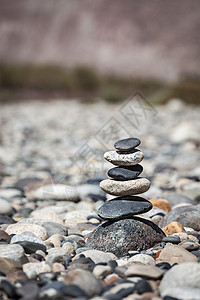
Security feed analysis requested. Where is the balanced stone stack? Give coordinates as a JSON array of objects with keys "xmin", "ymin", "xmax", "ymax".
[{"xmin": 86, "ymin": 138, "xmax": 165, "ymax": 257}]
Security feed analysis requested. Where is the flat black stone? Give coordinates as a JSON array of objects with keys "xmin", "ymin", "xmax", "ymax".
[
  {"xmin": 98, "ymin": 196, "xmax": 152, "ymax": 220},
  {"xmin": 114, "ymin": 138, "xmax": 141, "ymax": 152},
  {"xmin": 86, "ymin": 217, "xmax": 165, "ymax": 257},
  {"xmin": 15, "ymin": 241, "xmax": 46, "ymax": 254},
  {"xmin": 107, "ymin": 164, "xmax": 143, "ymax": 180}
]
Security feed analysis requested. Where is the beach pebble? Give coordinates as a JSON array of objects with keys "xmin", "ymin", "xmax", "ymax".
[
  {"xmin": 150, "ymin": 198, "xmax": 171, "ymax": 213},
  {"xmin": 128, "ymin": 254, "xmax": 155, "ymax": 265},
  {"xmin": 159, "ymin": 262, "xmax": 200, "ymax": 299},
  {"xmin": 5, "ymin": 223, "xmax": 48, "ymax": 241},
  {"xmin": 98, "ymin": 197, "xmax": 152, "ymax": 220},
  {"xmin": 163, "ymin": 221, "xmax": 186, "ymax": 235},
  {"xmin": 114, "ymin": 138, "xmax": 141, "ymax": 152},
  {"xmin": 86, "ymin": 218, "xmax": 165, "ymax": 257},
  {"xmin": 23, "ymin": 261, "xmax": 51, "ymax": 279},
  {"xmin": 125, "ymin": 264, "xmax": 163, "ymax": 279},
  {"xmin": 104, "ymin": 150, "xmax": 144, "ymax": 166},
  {"xmin": 0, "ymin": 244, "xmax": 27, "ymax": 264},
  {"xmin": 100, "ymin": 178, "xmax": 150, "ymax": 196},
  {"xmin": 108, "ymin": 165, "xmax": 143, "ymax": 180},
  {"xmin": 156, "ymin": 244, "xmax": 198, "ymax": 264},
  {"xmin": 0, "ymin": 199, "xmax": 13, "ymax": 215}
]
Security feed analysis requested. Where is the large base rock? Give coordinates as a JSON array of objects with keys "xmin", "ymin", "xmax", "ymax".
[{"xmin": 85, "ymin": 217, "xmax": 165, "ymax": 257}]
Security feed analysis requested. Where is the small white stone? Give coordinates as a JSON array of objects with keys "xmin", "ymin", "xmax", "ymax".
[
  {"xmin": 0, "ymin": 198, "xmax": 12, "ymax": 215},
  {"xmin": 23, "ymin": 261, "xmax": 51, "ymax": 279},
  {"xmin": 128, "ymin": 254, "xmax": 155, "ymax": 265}
]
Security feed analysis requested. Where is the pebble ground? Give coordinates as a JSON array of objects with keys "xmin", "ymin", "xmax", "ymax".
[{"xmin": 0, "ymin": 98, "xmax": 200, "ymax": 299}]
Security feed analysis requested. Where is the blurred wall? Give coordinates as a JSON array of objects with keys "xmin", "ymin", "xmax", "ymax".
[{"xmin": 0, "ymin": 0, "xmax": 199, "ymax": 82}]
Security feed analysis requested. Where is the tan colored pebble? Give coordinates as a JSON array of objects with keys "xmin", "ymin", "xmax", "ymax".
[
  {"xmin": 187, "ymin": 235, "xmax": 199, "ymax": 243},
  {"xmin": 150, "ymin": 199, "xmax": 171, "ymax": 213},
  {"xmin": 100, "ymin": 178, "xmax": 150, "ymax": 196},
  {"xmin": 93, "ymin": 265, "xmax": 112, "ymax": 279},
  {"xmin": 5, "ymin": 223, "xmax": 48, "ymax": 241},
  {"xmin": 62, "ymin": 242, "xmax": 76, "ymax": 255},
  {"xmin": 52, "ymin": 262, "xmax": 65, "ymax": 272},
  {"xmin": 104, "ymin": 273, "xmax": 120, "ymax": 285},
  {"xmin": 172, "ymin": 232, "xmax": 188, "ymax": 241},
  {"xmin": 125, "ymin": 264, "xmax": 163, "ymax": 279},
  {"xmin": 45, "ymin": 234, "xmax": 64, "ymax": 248},
  {"xmin": 163, "ymin": 221, "xmax": 186, "ymax": 235},
  {"xmin": 156, "ymin": 244, "xmax": 198, "ymax": 265}
]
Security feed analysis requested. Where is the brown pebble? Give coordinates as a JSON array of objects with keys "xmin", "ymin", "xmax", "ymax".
[
  {"xmin": 150, "ymin": 199, "xmax": 171, "ymax": 213},
  {"xmin": 156, "ymin": 244, "xmax": 198, "ymax": 265},
  {"xmin": 104, "ymin": 273, "xmax": 120, "ymax": 286},
  {"xmin": 0, "ymin": 230, "xmax": 11, "ymax": 244},
  {"xmin": 7, "ymin": 270, "xmax": 28, "ymax": 284},
  {"xmin": 163, "ymin": 221, "xmax": 186, "ymax": 235}
]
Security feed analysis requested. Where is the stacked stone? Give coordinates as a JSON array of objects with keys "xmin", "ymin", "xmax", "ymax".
[
  {"xmin": 98, "ymin": 138, "xmax": 153, "ymax": 220},
  {"xmin": 86, "ymin": 137, "xmax": 165, "ymax": 257}
]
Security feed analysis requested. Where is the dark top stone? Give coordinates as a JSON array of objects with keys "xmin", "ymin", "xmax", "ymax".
[
  {"xmin": 86, "ymin": 217, "xmax": 165, "ymax": 257},
  {"xmin": 114, "ymin": 138, "xmax": 141, "ymax": 152},
  {"xmin": 98, "ymin": 197, "xmax": 152, "ymax": 220},
  {"xmin": 107, "ymin": 164, "xmax": 143, "ymax": 180}
]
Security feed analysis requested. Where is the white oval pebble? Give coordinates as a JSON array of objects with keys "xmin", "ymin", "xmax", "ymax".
[
  {"xmin": 104, "ymin": 150, "xmax": 144, "ymax": 166},
  {"xmin": 6, "ymin": 223, "xmax": 48, "ymax": 241},
  {"xmin": 100, "ymin": 178, "xmax": 150, "ymax": 196}
]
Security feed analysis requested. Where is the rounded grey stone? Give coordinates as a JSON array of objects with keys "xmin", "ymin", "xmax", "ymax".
[
  {"xmin": 86, "ymin": 217, "xmax": 165, "ymax": 257},
  {"xmin": 159, "ymin": 262, "xmax": 200, "ymax": 298},
  {"xmin": 0, "ymin": 244, "xmax": 28, "ymax": 264},
  {"xmin": 100, "ymin": 178, "xmax": 150, "ymax": 196},
  {"xmin": 98, "ymin": 196, "xmax": 152, "ymax": 220},
  {"xmin": 114, "ymin": 138, "xmax": 141, "ymax": 152},
  {"xmin": 161, "ymin": 203, "xmax": 200, "ymax": 231},
  {"xmin": 104, "ymin": 150, "xmax": 144, "ymax": 166},
  {"xmin": 107, "ymin": 165, "xmax": 143, "ymax": 180}
]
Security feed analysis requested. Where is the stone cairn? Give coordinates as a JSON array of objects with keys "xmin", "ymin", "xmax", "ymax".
[{"xmin": 86, "ymin": 138, "xmax": 165, "ymax": 257}]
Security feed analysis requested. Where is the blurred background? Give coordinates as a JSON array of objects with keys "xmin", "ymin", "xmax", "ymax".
[
  {"xmin": 0, "ymin": 0, "xmax": 200, "ymax": 195},
  {"xmin": 0, "ymin": 0, "xmax": 200, "ymax": 103}
]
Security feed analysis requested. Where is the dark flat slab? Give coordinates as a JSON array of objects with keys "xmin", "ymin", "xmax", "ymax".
[
  {"xmin": 114, "ymin": 138, "xmax": 141, "ymax": 153},
  {"xmin": 107, "ymin": 164, "xmax": 143, "ymax": 180},
  {"xmin": 98, "ymin": 196, "xmax": 152, "ymax": 220}
]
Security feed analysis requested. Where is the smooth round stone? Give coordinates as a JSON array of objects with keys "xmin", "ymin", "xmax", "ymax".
[
  {"xmin": 107, "ymin": 165, "xmax": 143, "ymax": 181},
  {"xmin": 0, "ymin": 199, "xmax": 12, "ymax": 216},
  {"xmin": 86, "ymin": 217, "xmax": 165, "ymax": 257},
  {"xmin": 11, "ymin": 232, "xmax": 46, "ymax": 254},
  {"xmin": 159, "ymin": 263, "xmax": 200, "ymax": 299},
  {"xmin": 98, "ymin": 197, "xmax": 152, "ymax": 220},
  {"xmin": 0, "ymin": 230, "xmax": 11, "ymax": 244},
  {"xmin": 161, "ymin": 204, "xmax": 200, "ymax": 231},
  {"xmin": 0, "ymin": 244, "xmax": 28, "ymax": 264},
  {"xmin": 100, "ymin": 178, "xmax": 150, "ymax": 196},
  {"xmin": 104, "ymin": 150, "xmax": 144, "ymax": 166},
  {"xmin": 5, "ymin": 223, "xmax": 48, "ymax": 241},
  {"xmin": 162, "ymin": 235, "xmax": 181, "ymax": 244},
  {"xmin": 157, "ymin": 244, "xmax": 198, "ymax": 265},
  {"xmin": 114, "ymin": 138, "xmax": 141, "ymax": 152}
]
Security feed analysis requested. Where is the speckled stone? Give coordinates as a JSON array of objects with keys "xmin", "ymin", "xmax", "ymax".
[
  {"xmin": 100, "ymin": 178, "xmax": 150, "ymax": 196},
  {"xmin": 104, "ymin": 150, "xmax": 144, "ymax": 166},
  {"xmin": 107, "ymin": 165, "xmax": 143, "ymax": 181},
  {"xmin": 114, "ymin": 138, "xmax": 141, "ymax": 152},
  {"xmin": 85, "ymin": 217, "xmax": 165, "ymax": 257},
  {"xmin": 98, "ymin": 197, "xmax": 152, "ymax": 220}
]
